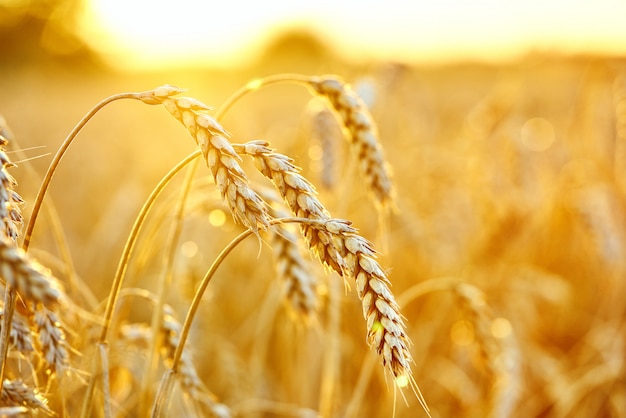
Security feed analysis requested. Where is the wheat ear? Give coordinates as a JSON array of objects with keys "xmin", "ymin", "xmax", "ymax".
[
  {"xmin": 269, "ymin": 210, "xmax": 319, "ymax": 320},
  {"xmin": 138, "ymin": 87, "xmax": 270, "ymax": 232},
  {"xmin": 0, "ymin": 309, "xmax": 33, "ymax": 353},
  {"xmin": 309, "ymin": 76, "xmax": 395, "ymax": 208},
  {"xmin": 235, "ymin": 141, "xmax": 418, "ymax": 389},
  {"xmin": 34, "ymin": 306, "xmax": 69, "ymax": 374},
  {"xmin": 0, "ymin": 135, "xmax": 24, "ymax": 243},
  {"xmin": 0, "ymin": 379, "xmax": 53, "ymax": 416},
  {"xmin": 257, "ymin": 188, "xmax": 320, "ymax": 320},
  {"xmin": 0, "ymin": 241, "xmax": 61, "ymax": 308},
  {"xmin": 454, "ymin": 283, "xmax": 519, "ymax": 418},
  {"xmin": 217, "ymin": 75, "xmax": 395, "ymax": 209}
]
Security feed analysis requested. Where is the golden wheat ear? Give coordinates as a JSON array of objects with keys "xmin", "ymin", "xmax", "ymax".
[
  {"xmin": 0, "ymin": 379, "xmax": 54, "ymax": 416},
  {"xmin": 454, "ymin": 283, "xmax": 520, "ymax": 418},
  {"xmin": 138, "ymin": 88, "xmax": 271, "ymax": 233},
  {"xmin": 234, "ymin": 142, "xmax": 423, "ymax": 405},
  {"xmin": 308, "ymin": 76, "xmax": 395, "ymax": 210},
  {"xmin": 0, "ymin": 135, "xmax": 24, "ymax": 244},
  {"xmin": 216, "ymin": 75, "xmax": 396, "ymax": 211},
  {"xmin": 262, "ymin": 189, "xmax": 321, "ymax": 321}
]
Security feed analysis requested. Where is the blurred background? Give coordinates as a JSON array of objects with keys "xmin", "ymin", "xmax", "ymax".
[{"xmin": 1, "ymin": 0, "xmax": 626, "ymax": 417}]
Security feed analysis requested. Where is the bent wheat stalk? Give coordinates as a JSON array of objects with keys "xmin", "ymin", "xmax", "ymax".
[
  {"xmin": 81, "ymin": 151, "xmax": 202, "ymax": 418},
  {"xmin": 153, "ymin": 217, "xmax": 357, "ymax": 417},
  {"xmin": 217, "ymin": 74, "xmax": 395, "ymax": 209}
]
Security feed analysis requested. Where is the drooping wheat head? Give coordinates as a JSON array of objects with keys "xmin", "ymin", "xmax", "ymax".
[
  {"xmin": 33, "ymin": 306, "xmax": 69, "ymax": 375},
  {"xmin": 234, "ymin": 141, "xmax": 418, "ymax": 391},
  {"xmin": 138, "ymin": 87, "xmax": 270, "ymax": 233},
  {"xmin": 0, "ymin": 379, "xmax": 53, "ymax": 416},
  {"xmin": 0, "ymin": 241, "xmax": 61, "ymax": 308},
  {"xmin": 0, "ymin": 135, "xmax": 24, "ymax": 244},
  {"xmin": 267, "ymin": 204, "xmax": 320, "ymax": 321},
  {"xmin": 309, "ymin": 76, "xmax": 395, "ymax": 209},
  {"xmin": 0, "ymin": 309, "xmax": 33, "ymax": 354}
]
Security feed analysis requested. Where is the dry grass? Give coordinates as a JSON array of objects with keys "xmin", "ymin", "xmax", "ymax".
[{"xmin": 0, "ymin": 56, "xmax": 624, "ymax": 418}]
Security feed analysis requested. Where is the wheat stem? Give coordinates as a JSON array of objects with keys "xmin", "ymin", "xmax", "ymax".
[
  {"xmin": 22, "ymin": 91, "xmax": 143, "ymax": 251},
  {"xmin": 152, "ymin": 217, "xmax": 331, "ymax": 417},
  {"xmin": 81, "ymin": 151, "xmax": 201, "ymax": 418},
  {"xmin": 141, "ymin": 157, "xmax": 199, "ymax": 415}
]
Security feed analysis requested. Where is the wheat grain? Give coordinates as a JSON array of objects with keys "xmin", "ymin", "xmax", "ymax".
[
  {"xmin": 0, "ymin": 310, "xmax": 33, "ymax": 353},
  {"xmin": 0, "ymin": 135, "xmax": 23, "ymax": 244},
  {"xmin": 138, "ymin": 87, "xmax": 270, "ymax": 232},
  {"xmin": 0, "ymin": 379, "xmax": 53, "ymax": 416},
  {"xmin": 309, "ymin": 76, "xmax": 394, "ymax": 209},
  {"xmin": 270, "ymin": 226, "xmax": 319, "ymax": 320},
  {"xmin": 234, "ymin": 141, "xmax": 415, "ymax": 384},
  {"xmin": 34, "ymin": 306, "xmax": 69, "ymax": 374},
  {"xmin": 256, "ymin": 187, "xmax": 320, "ymax": 320},
  {"xmin": 0, "ymin": 241, "xmax": 61, "ymax": 308}
]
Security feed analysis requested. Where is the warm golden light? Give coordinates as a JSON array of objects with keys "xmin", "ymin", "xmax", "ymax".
[
  {"xmin": 77, "ymin": 0, "xmax": 626, "ymax": 71},
  {"xmin": 491, "ymin": 317, "xmax": 513, "ymax": 339},
  {"xmin": 521, "ymin": 118, "xmax": 555, "ymax": 152},
  {"xmin": 208, "ymin": 209, "xmax": 227, "ymax": 227},
  {"xmin": 180, "ymin": 240, "xmax": 198, "ymax": 258},
  {"xmin": 450, "ymin": 320, "xmax": 475, "ymax": 346}
]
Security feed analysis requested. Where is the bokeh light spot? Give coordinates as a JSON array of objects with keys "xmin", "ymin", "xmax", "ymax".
[
  {"xmin": 450, "ymin": 320, "xmax": 474, "ymax": 346},
  {"xmin": 180, "ymin": 241, "xmax": 198, "ymax": 258},
  {"xmin": 521, "ymin": 117, "xmax": 555, "ymax": 152},
  {"xmin": 395, "ymin": 374, "xmax": 410, "ymax": 388},
  {"xmin": 209, "ymin": 209, "xmax": 227, "ymax": 227},
  {"xmin": 491, "ymin": 317, "xmax": 513, "ymax": 339}
]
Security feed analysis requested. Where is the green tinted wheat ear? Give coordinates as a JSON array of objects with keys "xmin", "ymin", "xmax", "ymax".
[
  {"xmin": 138, "ymin": 87, "xmax": 270, "ymax": 232},
  {"xmin": 310, "ymin": 76, "xmax": 395, "ymax": 209},
  {"xmin": 234, "ymin": 141, "xmax": 422, "ymax": 404}
]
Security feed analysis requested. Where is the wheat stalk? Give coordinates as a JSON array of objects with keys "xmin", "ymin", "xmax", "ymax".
[
  {"xmin": 234, "ymin": 141, "xmax": 421, "ymax": 396},
  {"xmin": 119, "ymin": 316, "xmax": 231, "ymax": 417},
  {"xmin": 217, "ymin": 75, "xmax": 395, "ymax": 210}
]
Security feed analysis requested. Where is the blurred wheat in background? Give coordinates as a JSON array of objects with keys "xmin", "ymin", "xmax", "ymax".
[{"xmin": 0, "ymin": 1, "xmax": 626, "ymax": 417}]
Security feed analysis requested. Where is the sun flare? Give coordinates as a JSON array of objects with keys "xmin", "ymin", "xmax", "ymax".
[{"xmin": 78, "ymin": 0, "xmax": 626, "ymax": 71}]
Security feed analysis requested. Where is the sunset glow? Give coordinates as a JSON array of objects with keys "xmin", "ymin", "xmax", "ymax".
[{"xmin": 79, "ymin": 0, "xmax": 626, "ymax": 70}]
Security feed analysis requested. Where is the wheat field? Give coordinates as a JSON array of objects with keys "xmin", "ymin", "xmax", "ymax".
[{"xmin": 0, "ymin": 52, "xmax": 624, "ymax": 418}]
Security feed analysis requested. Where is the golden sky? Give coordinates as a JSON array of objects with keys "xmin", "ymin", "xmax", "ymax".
[{"xmin": 78, "ymin": 0, "xmax": 626, "ymax": 70}]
